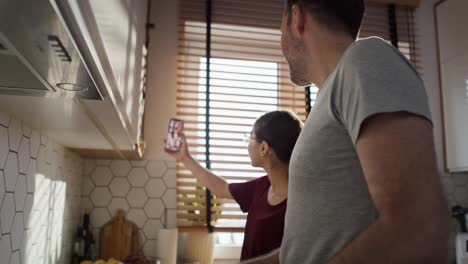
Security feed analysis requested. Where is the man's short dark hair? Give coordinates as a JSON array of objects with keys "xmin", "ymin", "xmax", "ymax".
[{"xmin": 285, "ymin": 0, "xmax": 365, "ymax": 39}]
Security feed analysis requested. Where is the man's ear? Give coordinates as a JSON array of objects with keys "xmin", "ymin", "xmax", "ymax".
[{"xmin": 291, "ymin": 4, "xmax": 306, "ymax": 36}]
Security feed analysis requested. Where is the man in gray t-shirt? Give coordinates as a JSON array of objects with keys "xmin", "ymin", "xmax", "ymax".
[{"xmin": 275, "ymin": 1, "xmax": 449, "ymax": 263}]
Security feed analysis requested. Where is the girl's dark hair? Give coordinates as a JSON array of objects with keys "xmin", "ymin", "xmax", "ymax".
[{"xmin": 253, "ymin": 110, "xmax": 304, "ymax": 163}]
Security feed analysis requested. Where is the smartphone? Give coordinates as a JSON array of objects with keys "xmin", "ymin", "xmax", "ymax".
[{"xmin": 165, "ymin": 118, "xmax": 184, "ymax": 151}]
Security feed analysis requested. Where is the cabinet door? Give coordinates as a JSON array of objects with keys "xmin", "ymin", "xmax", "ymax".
[
  {"xmin": 85, "ymin": 0, "xmax": 147, "ymax": 135},
  {"xmin": 435, "ymin": 0, "xmax": 468, "ymax": 64},
  {"xmin": 439, "ymin": 54, "xmax": 468, "ymax": 172},
  {"xmin": 60, "ymin": 0, "xmax": 147, "ymax": 147},
  {"xmin": 436, "ymin": 0, "xmax": 468, "ymax": 172}
]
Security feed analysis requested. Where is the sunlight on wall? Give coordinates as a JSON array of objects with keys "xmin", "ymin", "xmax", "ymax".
[
  {"xmin": 24, "ymin": 168, "xmax": 79, "ymax": 264},
  {"xmin": 23, "ymin": 161, "xmax": 80, "ymax": 264},
  {"xmin": 0, "ymin": 113, "xmax": 82, "ymax": 264}
]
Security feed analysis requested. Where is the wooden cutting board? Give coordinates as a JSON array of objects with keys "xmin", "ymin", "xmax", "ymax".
[{"xmin": 100, "ymin": 209, "xmax": 139, "ymax": 261}]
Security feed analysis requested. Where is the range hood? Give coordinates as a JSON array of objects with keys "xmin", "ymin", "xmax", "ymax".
[{"xmin": 0, "ymin": 0, "xmax": 103, "ymax": 100}]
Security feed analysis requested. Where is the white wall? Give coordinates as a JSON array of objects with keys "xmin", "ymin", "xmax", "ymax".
[
  {"xmin": 143, "ymin": 0, "xmax": 179, "ymax": 160},
  {"xmin": 0, "ymin": 111, "xmax": 83, "ymax": 264}
]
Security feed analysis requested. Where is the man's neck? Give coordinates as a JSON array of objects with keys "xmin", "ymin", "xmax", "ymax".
[{"xmin": 306, "ymin": 34, "xmax": 354, "ymax": 88}]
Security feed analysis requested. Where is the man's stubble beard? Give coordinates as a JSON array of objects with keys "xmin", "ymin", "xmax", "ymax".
[
  {"xmin": 288, "ymin": 61, "xmax": 311, "ymax": 87},
  {"xmin": 283, "ymin": 37, "xmax": 311, "ymax": 87}
]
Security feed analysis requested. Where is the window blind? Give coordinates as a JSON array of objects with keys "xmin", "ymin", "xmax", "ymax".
[
  {"xmin": 177, "ymin": 0, "xmax": 306, "ymax": 231},
  {"xmin": 177, "ymin": 0, "xmax": 421, "ymax": 231},
  {"xmin": 360, "ymin": 3, "xmax": 421, "ymax": 71}
]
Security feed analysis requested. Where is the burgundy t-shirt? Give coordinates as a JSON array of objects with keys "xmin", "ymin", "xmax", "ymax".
[{"xmin": 228, "ymin": 176, "xmax": 287, "ymax": 260}]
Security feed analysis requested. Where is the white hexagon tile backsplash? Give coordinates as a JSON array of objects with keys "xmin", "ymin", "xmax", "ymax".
[
  {"xmin": 81, "ymin": 159, "xmax": 177, "ymax": 258},
  {"xmin": 109, "ymin": 177, "xmax": 131, "ymax": 197},
  {"xmin": 0, "ymin": 112, "xmax": 83, "ymax": 264},
  {"xmin": 128, "ymin": 167, "xmax": 149, "ymax": 187}
]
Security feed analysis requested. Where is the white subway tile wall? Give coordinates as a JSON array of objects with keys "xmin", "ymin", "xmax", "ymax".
[
  {"xmin": 0, "ymin": 112, "xmax": 83, "ymax": 264},
  {"xmin": 81, "ymin": 159, "xmax": 177, "ymax": 259}
]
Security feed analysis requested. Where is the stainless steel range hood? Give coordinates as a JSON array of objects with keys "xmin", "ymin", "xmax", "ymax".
[{"xmin": 0, "ymin": 0, "xmax": 103, "ymax": 100}]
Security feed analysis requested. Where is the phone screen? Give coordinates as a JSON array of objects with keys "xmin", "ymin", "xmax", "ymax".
[{"xmin": 165, "ymin": 118, "xmax": 184, "ymax": 151}]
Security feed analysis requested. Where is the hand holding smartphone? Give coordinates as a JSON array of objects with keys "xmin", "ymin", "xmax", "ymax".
[{"xmin": 165, "ymin": 118, "xmax": 184, "ymax": 151}]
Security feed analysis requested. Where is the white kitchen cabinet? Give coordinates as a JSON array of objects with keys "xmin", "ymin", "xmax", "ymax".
[
  {"xmin": 56, "ymin": 0, "xmax": 148, "ymax": 156},
  {"xmin": 0, "ymin": 0, "xmax": 149, "ymax": 158},
  {"xmin": 436, "ymin": 0, "xmax": 468, "ymax": 172},
  {"xmin": 61, "ymin": 0, "xmax": 147, "ymax": 140}
]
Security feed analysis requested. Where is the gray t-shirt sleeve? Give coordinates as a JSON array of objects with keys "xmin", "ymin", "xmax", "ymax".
[{"xmin": 332, "ymin": 38, "xmax": 432, "ymax": 144}]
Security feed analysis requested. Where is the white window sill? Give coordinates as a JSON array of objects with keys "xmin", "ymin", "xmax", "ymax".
[{"xmin": 213, "ymin": 245, "xmax": 242, "ymax": 260}]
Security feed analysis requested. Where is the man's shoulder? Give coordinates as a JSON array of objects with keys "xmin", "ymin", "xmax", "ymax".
[
  {"xmin": 353, "ymin": 37, "xmax": 392, "ymax": 51},
  {"xmin": 339, "ymin": 36, "xmax": 411, "ymax": 78},
  {"xmin": 345, "ymin": 37, "xmax": 394, "ymax": 62},
  {"xmin": 355, "ymin": 36, "xmax": 389, "ymax": 46}
]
